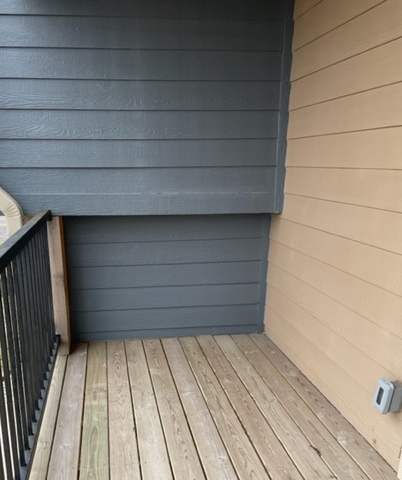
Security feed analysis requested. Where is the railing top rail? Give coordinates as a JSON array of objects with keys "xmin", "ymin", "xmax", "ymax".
[{"xmin": 0, "ymin": 210, "xmax": 51, "ymax": 270}]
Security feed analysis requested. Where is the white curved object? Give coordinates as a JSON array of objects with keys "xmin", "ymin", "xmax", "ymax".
[{"xmin": 0, "ymin": 187, "xmax": 24, "ymax": 236}]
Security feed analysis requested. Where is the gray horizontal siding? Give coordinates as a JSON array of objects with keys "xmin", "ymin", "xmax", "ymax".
[
  {"xmin": 0, "ymin": 16, "xmax": 283, "ymax": 50},
  {"xmin": 0, "ymin": 0, "xmax": 282, "ymax": 20},
  {"xmin": 66, "ymin": 215, "xmax": 269, "ymax": 339},
  {"xmin": 0, "ymin": 139, "xmax": 277, "ymax": 168},
  {"xmin": 0, "ymin": 50, "xmax": 281, "ymax": 80},
  {"xmin": 0, "ymin": 80, "xmax": 280, "ymax": 110},
  {"xmin": 0, "ymin": 0, "xmax": 293, "ymax": 215},
  {"xmin": 1, "ymin": 110, "xmax": 278, "ymax": 139}
]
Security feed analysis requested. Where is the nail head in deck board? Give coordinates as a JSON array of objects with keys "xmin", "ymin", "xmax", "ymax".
[
  {"xmin": 196, "ymin": 335, "xmax": 304, "ymax": 480},
  {"xmin": 107, "ymin": 341, "xmax": 140, "ymax": 480},
  {"xmin": 179, "ymin": 336, "xmax": 269, "ymax": 479},
  {"xmin": 79, "ymin": 342, "xmax": 108, "ymax": 480},
  {"xmin": 29, "ymin": 354, "xmax": 67, "ymax": 480},
  {"xmin": 214, "ymin": 335, "xmax": 336, "ymax": 480},
  {"xmin": 162, "ymin": 338, "xmax": 237, "ymax": 480},
  {"xmin": 250, "ymin": 335, "xmax": 397, "ymax": 480},
  {"xmin": 232, "ymin": 334, "xmax": 370, "ymax": 480},
  {"xmin": 125, "ymin": 340, "xmax": 173, "ymax": 480},
  {"xmin": 144, "ymin": 339, "xmax": 205, "ymax": 479},
  {"xmin": 47, "ymin": 343, "xmax": 87, "ymax": 480}
]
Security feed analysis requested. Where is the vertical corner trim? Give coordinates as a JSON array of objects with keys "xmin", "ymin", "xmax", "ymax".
[{"xmin": 48, "ymin": 216, "xmax": 71, "ymax": 354}]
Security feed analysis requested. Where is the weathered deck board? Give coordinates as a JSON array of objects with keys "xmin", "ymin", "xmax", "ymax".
[
  {"xmin": 144, "ymin": 339, "xmax": 205, "ymax": 480},
  {"xmin": 232, "ymin": 334, "xmax": 369, "ymax": 480},
  {"xmin": 162, "ymin": 337, "xmax": 237, "ymax": 480},
  {"xmin": 47, "ymin": 344, "xmax": 87, "ymax": 480},
  {"xmin": 125, "ymin": 339, "xmax": 172, "ymax": 480},
  {"xmin": 250, "ymin": 334, "xmax": 397, "ymax": 480},
  {"xmin": 79, "ymin": 342, "xmax": 108, "ymax": 480},
  {"xmin": 35, "ymin": 334, "xmax": 396, "ymax": 479},
  {"xmin": 107, "ymin": 341, "xmax": 140, "ymax": 480},
  {"xmin": 214, "ymin": 335, "xmax": 336, "ymax": 480},
  {"xmin": 29, "ymin": 354, "xmax": 67, "ymax": 480}
]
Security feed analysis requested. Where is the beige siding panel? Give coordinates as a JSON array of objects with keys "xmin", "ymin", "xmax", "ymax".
[
  {"xmin": 293, "ymin": 0, "xmax": 383, "ymax": 50},
  {"xmin": 265, "ymin": 308, "xmax": 402, "ymax": 470},
  {"xmin": 291, "ymin": 0, "xmax": 402, "ymax": 79},
  {"xmin": 281, "ymin": 195, "xmax": 402, "ymax": 255},
  {"xmin": 269, "ymin": 264, "xmax": 402, "ymax": 377},
  {"xmin": 286, "ymin": 127, "xmax": 402, "ymax": 169},
  {"xmin": 293, "ymin": 0, "xmax": 322, "ymax": 19},
  {"xmin": 269, "ymin": 240, "xmax": 402, "ymax": 340},
  {"xmin": 285, "ymin": 167, "xmax": 402, "ymax": 212},
  {"xmin": 291, "ymin": 39, "xmax": 402, "ymax": 109},
  {"xmin": 289, "ymin": 83, "xmax": 402, "ymax": 138},
  {"xmin": 268, "ymin": 286, "xmax": 394, "ymax": 392},
  {"xmin": 271, "ymin": 217, "xmax": 402, "ymax": 296},
  {"xmin": 268, "ymin": 0, "xmax": 402, "ymax": 469}
]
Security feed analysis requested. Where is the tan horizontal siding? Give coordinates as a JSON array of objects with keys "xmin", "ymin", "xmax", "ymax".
[
  {"xmin": 266, "ymin": 0, "xmax": 402, "ymax": 472},
  {"xmin": 293, "ymin": 0, "xmax": 322, "ymax": 20},
  {"xmin": 285, "ymin": 167, "xmax": 402, "ymax": 212},
  {"xmin": 293, "ymin": 0, "xmax": 384, "ymax": 50},
  {"xmin": 287, "ymin": 127, "xmax": 402, "ymax": 169},
  {"xmin": 291, "ymin": 38, "xmax": 402, "ymax": 109},
  {"xmin": 291, "ymin": 0, "xmax": 402, "ymax": 80}
]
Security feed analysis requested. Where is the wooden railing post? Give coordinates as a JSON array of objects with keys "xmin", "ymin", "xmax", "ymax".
[{"xmin": 48, "ymin": 216, "xmax": 71, "ymax": 354}]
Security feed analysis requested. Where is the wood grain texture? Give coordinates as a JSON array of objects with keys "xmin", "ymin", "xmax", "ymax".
[
  {"xmin": 107, "ymin": 341, "xmax": 140, "ymax": 480},
  {"xmin": 252, "ymin": 335, "xmax": 397, "ymax": 480},
  {"xmin": 125, "ymin": 340, "xmax": 172, "ymax": 480},
  {"xmin": 180, "ymin": 336, "xmax": 269, "ymax": 479},
  {"xmin": 29, "ymin": 354, "xmax": 67, "ymax": 480},
  {"xmin": 213, "ymin": 335, "xmax": 335, "ymax": 480},
  {"xmin": 144, "ymin": 339, "xmax": 205, "ymax": 480},
  {"xmin": 162, "ymin": 338, "xmax": 237, "ymax": 480},
  {"xmin": 47, "ymin": 217, "xmax": 70, "ymax": 353},
  {"xmin": 79, "ymin": 342, "xmax": 108, "ymax": 480},
  {"xmin": 197, "ymin": 335, "xmax": 307, "ymax": 480},
  {"xmin": 232, "ymin": 334, "xmax": 370, "ymax": 480},
  {"xmin": 47, "ymin": 344, "xmax": 87, "ymax": 480},
  {"xmin": 35, "ymin": 336, "xmax": 393, "ymax": 479}
]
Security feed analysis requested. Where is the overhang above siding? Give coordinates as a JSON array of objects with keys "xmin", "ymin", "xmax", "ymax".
[{"xmin": 0, "ymin": 0, "xmax": 293, "ymax": 216}]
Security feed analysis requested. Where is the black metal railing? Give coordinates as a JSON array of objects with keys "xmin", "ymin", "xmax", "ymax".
[{"xmin": 0, "ymin": 211, "xmax": 58, "ymax": 479}]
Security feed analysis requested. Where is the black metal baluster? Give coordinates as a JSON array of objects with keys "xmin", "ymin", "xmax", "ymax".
[
  {"xmin": 23, "ymin": 243, "xmax": 41, "ymax": 416},
  {"xmin": 8, "ymin": 260, "xmax": 30, "ymax": 454},
  {"xmin": 0, "ymin": 278, "xmax": 13, "ymax": 479},
  {"xmin": 28, "ymin": 241, "xmax": 47, "ymax": 384},
  {"xmin": 14, "ymin": 255, "xmax": 34, "ymax": 441},
  {"xmin": 0, "ymin": 211, "xmax": 57, "ymax": 478},
  {"xmin": 4, "ymin": 264, "xmax": 28, "ymax": 468},
  {"xmin": 41, "ymin": 226, "xmax": 55, "ymax": 350},
  {"xmin": 0, "ymin": 271, "xmax": 21, "ymax": 479},
  {"xmin": 19, "ymin": 248, "xmax": 37, "ymax": 429}
]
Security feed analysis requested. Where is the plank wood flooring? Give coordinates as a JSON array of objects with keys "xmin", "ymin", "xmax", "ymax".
[{"xmin": 31, "ymin": 335, "xmax": 397, "ymax": 480}]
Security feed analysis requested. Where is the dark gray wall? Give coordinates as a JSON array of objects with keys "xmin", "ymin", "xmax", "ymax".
[
  {"xmin": 65, "ymin": 215, "xmax": 269, "ymax": 340},
  {"xmin": 0, "ymin": 0, "xmax": 293, "ymax": 215}
]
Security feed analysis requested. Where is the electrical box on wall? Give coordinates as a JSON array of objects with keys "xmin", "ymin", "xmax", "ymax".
[{"xmin": 373, "ymin": 379, "xmax": 402, "ymax": 414}]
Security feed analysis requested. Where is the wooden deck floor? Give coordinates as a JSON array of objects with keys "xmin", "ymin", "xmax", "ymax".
[{"xmin": 30, "ymin": 334, "xmax": 396, "ymax": 480}]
